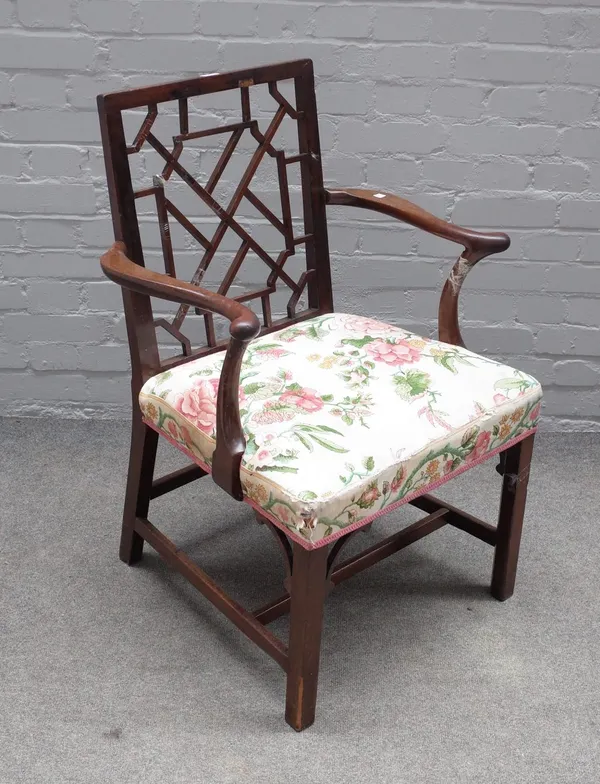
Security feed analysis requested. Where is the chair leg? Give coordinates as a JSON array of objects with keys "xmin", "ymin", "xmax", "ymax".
[
  {"xmin": 285, "ymin": 543, "xmax": 329, "ymax": 731},
  {"xmin": 120, "ymin": 414, "xmax": 159, "ymax": 565},
  {"xmin": 491, "ymin": 433, "xmax": 535, "ymax": 601}
]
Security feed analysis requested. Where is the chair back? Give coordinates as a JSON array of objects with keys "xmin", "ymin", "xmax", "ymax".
[{"xmin": 98, "ymin": 59, "xmax": 332, "ymax": 371}]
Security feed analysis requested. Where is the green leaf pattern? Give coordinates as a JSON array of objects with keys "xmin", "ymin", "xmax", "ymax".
[{"xmin": 139, "ymin": 313, "xmax": 542, "ymax": 545}]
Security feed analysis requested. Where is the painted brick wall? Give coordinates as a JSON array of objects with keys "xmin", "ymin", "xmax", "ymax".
[{"xmin": 1, "ymin": 0, "xmax": 600, "ymax": 429}]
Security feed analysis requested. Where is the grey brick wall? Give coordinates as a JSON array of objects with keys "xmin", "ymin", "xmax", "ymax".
[{"xmin": 1, "ymin": 0, "xmax": 599, "ymax": 429}]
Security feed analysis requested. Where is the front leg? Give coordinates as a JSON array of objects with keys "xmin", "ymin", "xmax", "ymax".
[
  {"xmin": 285, "ymin": 543, "xmax": 329, "ymax": 731},
  {"xmin": 120, "ymin": 412, "xmax": 159, "ymax": 565}
]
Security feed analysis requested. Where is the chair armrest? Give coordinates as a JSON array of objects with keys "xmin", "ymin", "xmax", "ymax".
[
  {"xmin": 325, "ymin": 188, "xmax": 511, "ymax": 348},
  {"xmin": 101, "ymin": 242, "xmax": 261, "ymax": 501},
  {"xmin": 326, "ymin": 188, "xmax": 509, "ymax": 255},
  {"xmin": 101, "ymin": 241, "xmax": 260, "ymax": 341}
]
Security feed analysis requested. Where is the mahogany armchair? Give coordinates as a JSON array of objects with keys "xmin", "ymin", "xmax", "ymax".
[{"xmin": 97, "ymin": 60, "xmax": 542, "ymax": 731}]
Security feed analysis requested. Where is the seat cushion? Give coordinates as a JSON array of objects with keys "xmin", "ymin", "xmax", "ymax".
[{"xmin": 140, "ymin": 313, "xmax": 542, "ymax": 548}]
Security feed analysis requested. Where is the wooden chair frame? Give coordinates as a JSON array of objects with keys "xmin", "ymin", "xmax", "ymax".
[{"xmin": 97, "ymin": 60, "xmax": 535, "ymax": 731}]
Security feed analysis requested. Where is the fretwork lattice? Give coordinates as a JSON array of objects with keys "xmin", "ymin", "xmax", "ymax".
[{"xmin": 125, "ymin": 76, "xmax": 319, "ymax": 356}]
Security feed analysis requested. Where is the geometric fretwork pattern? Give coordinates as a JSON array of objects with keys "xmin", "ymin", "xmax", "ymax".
[{"xmin": 126, "ymin": 80, "xmax": 315, "ymax": 354}]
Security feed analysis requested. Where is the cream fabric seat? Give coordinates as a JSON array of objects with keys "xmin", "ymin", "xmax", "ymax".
[{"xmin": 140, "ymin": 313, "xmax": 542, "ymax": 548}]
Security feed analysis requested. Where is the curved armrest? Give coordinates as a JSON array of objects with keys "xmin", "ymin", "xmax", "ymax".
[
  {"xmin": 101, "ymin": 242, "xmax": 261, "ymax": 501},
  {"xmin": 101, "ymin": 242, "xmax": 260, "ymax": 341},
  {"xmin": 325, "ymin": 188, "xmax": 511, "ymax": 348},
  {"xmin": 326, "ymin": 188, "xmax": 509, "ymax": 255}
]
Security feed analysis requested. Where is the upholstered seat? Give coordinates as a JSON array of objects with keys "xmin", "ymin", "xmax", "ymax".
[{"xmin": 140, "ymin": 312, "xmax": 542, "ymax": 548}]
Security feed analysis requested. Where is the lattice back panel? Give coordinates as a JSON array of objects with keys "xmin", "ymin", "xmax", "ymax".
[{"xmin": 98, "ymin": 60, "xmax": 332, "ymax": 365}]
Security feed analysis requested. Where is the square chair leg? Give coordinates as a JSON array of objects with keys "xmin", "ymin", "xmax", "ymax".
[
  {"xmin": 491, "ymin": 433, "xmax": 535, "ymax": 601},
  {"xmin": 285, "ymin": 543, "xmax": 329, "ymax": 731},
  {"xmin": 120, "ymin": 416, "xmax": 159, "ymax": 565}
]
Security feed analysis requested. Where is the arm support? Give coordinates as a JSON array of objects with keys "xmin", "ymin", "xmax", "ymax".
[
  {"xmin": 101, "ymin": 242, "xmax": 261, "ymax": 500},
  {"xmin": 326, "ymin": 188, "xmax": 510, "ymax": 347}
]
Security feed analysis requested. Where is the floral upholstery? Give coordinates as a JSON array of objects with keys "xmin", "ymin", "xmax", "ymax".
[{"xmin": 140, "ymin": 313, "xmax": 542, "ymax": 549}]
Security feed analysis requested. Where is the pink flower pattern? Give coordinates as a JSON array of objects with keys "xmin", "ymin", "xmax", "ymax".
[
  {"xmin": 366, "ymin": 339, "xmax": 421, "ymax": 366},
  {"xmin": 139, "ymin": 312, "xmax": 542, "ymax": 543},
  {"xmin": 340, "ymin": 315, "xmax": 397, "ymax": 333},
  {"xmin": 270, "ymin": 502, "xmax": 293, "ymax": 525},
  {"xmin": 279, "ymin": 387, "xmax": 324, "ymax": 412},
  {"xmin": 466, "ymin": 431, "xmax": 492, "ymax": 462},
  {"xmin": 167, "ymin": 420, "xmax": 181, "ymax": 440},
  {"xmin": 173, "ymin": 378, "xmax": 219, "ymax": 434}
]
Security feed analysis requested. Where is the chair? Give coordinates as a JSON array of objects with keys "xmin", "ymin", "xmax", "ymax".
[{"xmin": 97, "ymin": 60, "xmax": 542, "ymax": 731}]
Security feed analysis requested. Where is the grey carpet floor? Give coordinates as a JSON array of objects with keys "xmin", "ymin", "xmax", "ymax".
[{"xmin": 1, "ymin": 419, "xmax": 599, "ymax": 784}]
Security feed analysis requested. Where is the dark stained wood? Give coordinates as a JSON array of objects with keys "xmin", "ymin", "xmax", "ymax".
[
  {"xmin": 253, "ymin": 593, "xmax": 291, "ymax": 626},
  {"xmin": 205, "ymin": 126, "xmax": 245, "ymax": 195},
  {"xmin": 102, "ymin": 60, "xmax": 330, "ymax": 369},
  {"xmin": 437, "ymin": 244, "xmax": 504, "ymax": 348},
  {"xmin": 203, "ymin": 313, "xmax": 216, "ymax": 348},
  {"xmin": 178, "ymin": 97, "xmax": 188, "ymax": 135},
  {"xmin": 249, "ymin": 519, "xmax": 294, "ymax": 624},
  {"xmin": 326, "ymin": 188, "xmax": 509, "ymax": 255},
  {"xmin": 175, "ymin": 120, "xmax": 251, "ymax": 143},
  {"xmin": 98, "ymin": 61, "xmax": 537, "ymax": 731},
  {"xmin": 165, "ymin": 199, "xmax": 211, "ymax": 250},
  {"xmin": 244, "ymin": 187, "xmax": 286, "ymax": 234},
  {"xmin": 211, "ymin": 333, "xmax": 253, "ymax": 500},
  {"xmin": 409, "ymin": 493, "xmax": 498, "ymax": 545},
  {"xmin": 254, "ymin": 509, "xmax": 447, "ymax": 626},
  {"xmin": 150, "ymin": 464, "xmax": 207, "ymax": 500},
  {"xmin": 276, "ymin": 152, "xmax": 294, "ymax": 252},
  {"xmin": 492, "ymin": 434, "xmax": 535, "ymax": 601},
  {"xmin": 99, "ymin": 61, "xmax": 334, "ymax": 503},
  {"xmin": 97, "ymin": 97, "xmax": 160, "ymax": 389},
  {"xmin": 240, "ymin": 85, "xmax": 251, "ymax": 122},
  {"xmin": 134, "ymin": 516, "xmax": 289, "ymax": 670},
  {"xmin": 286, "ymin": 269, "xmax": 313, "ymax": 318},
  {"xmin": 126, "ymin": 103, "xmax": 157, "ymax": 154},
  {"xmin": 154, "ymin": 179, "xmax": 176, "ymax": 277},
  {"xmin": 217, "ymin": 241, "xmax": 251, "ymax": 296},
  {"xmin": 261, "ymin": 294, "xmax": 272, "ymax": 327},
  {"xmin": 331, "ymin": 508, "xmax": 448, "ymax": 585},
  {"xmin": 120, "ymin": 417, "xmax": 158, "ymax": 564},
  {"xmin": 262, "ymin": 517, "xmax": 294, "ymax": 582},
  {"xmin": 157, "ymin": 306, "xmax": 318, "ymax": 372},
  {"xmin": 100, "ymin": 244, "xmax": 260, "ymax": 335},
  {"xmin": 153, "ymin": 317, "xmax": 192, "ymax": 356},
  {"xmin": 101, "ymin": 242, "xmax": 259, "ymax": 499},
  {"xmin": 100, "ymin": 60, "xmax": 313, "ymax": 111},
  {"xmin": 269, "ymin": 81, "xmax": 300, "ymax": 119},
  {"xmin": 296, "ymin": 64, "xmax": 333, "ymax": 312},
  {"xmin": 144, "ymin": 122, "xmax": 302, "ymax": 318},
  {"xmin": 134, "ymin": 185, "xmax": 157, "ymax": 200},
  {"xmin": 285, "ymin": 544, "xmax": 329, "ymax": 731},
  {"xmin": 100, "ymin": 244, "xmax": 261, "ymax": 332},
  {"xmin": 326, "ymin": 528, "xmax": 363, "ymax": 578},
  {"xmin": 98, "ymin": 97, "xmax": 163, "ymax": 568},
  {"xmin": 326, "ymin": 187, "xmax": 510, "ymax": 348}
]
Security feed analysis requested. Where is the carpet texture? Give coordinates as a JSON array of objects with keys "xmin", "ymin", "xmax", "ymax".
[{"xmin": 1, "ymin": 419, "xmax": 598, "ymax": 783}]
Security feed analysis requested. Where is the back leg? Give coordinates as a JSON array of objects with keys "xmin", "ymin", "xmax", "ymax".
[
  {"xmin": 120, "ymin": 414, "xmax": 159, "ymax": 565},
  {"xmin": 491, "ymin": 433, "xmax": 535, "ymax": 601}
]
